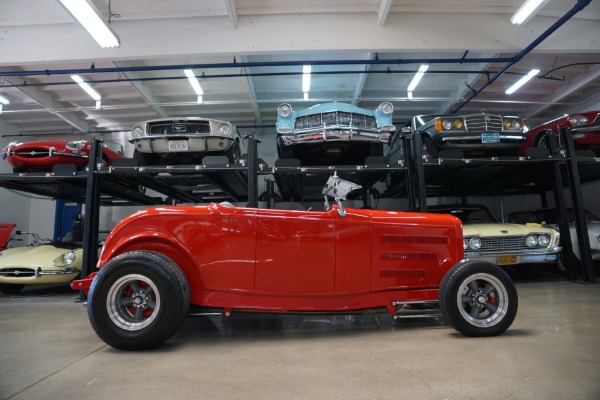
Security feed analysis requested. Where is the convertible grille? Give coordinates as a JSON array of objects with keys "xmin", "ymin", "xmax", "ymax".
[
  {"xmin": 464, "ymin": 115, "xmax": 502, "ymax": 132},
  {"xmin": 0, "ymin": 268, "xmax": 36, "ymax": 277},
  {"xmin": 476, "ymin": 236, "xmax": 529, "ymax": 252},
  {"xmin": 295, "ymin": 112, "xmax": 377, "ymax": 130},
  {"xmin": 147, "ymin": 121, "xmax": 211, "ymax": 135},
  {"xmin": 14, "ymin": 150, "xmax": 51, "ymax": 158}
]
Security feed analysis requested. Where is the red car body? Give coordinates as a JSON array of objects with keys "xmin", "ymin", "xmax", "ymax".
[
  {"xmin": 72, "ymin": 198, "xmax": 519, "ymax": 350},
  {"xmin": 519, "ymin": 110, "xmax": 600, "ymax": 155},
  {"xmin": 2, "ymin": 139, "xmax": 125, "ymax": 172}
]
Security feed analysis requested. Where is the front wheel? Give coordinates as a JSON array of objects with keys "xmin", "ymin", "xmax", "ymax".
[
  {"xmin": 87, "ymin": 251, "xmax": 190, "ymax": 350},
  {"xmin": 439, "ymin": 260, "xmax": 518, "ymax": 337}
]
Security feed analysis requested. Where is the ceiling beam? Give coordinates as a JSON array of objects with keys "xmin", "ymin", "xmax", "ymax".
[
  {"xmin": 526, "ymin": 64, "xmax": 600, "ymax": 117},
  {"xmin": 240, "ymin": 56, "xmax": 263, "ymax": 133},
  {"xmin": 352, "ymin": 53, "xmax": 375, "ymax": 105},
  {"xmin": 377, "ymin": 0, "xmax": 393, "ymax": 27},
  {"xmin": 113, "ymin": 61, "xmax": 169, "ymax": 118},
  {"xmin": 224, "ymin": 0, "xmax": 238, "ymax": 30}
]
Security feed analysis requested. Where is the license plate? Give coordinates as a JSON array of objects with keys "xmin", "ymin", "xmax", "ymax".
[
  {"xmin": 168, "ymin": 140, "xmax": 188, "ymax": 152},
  {"xmin": 481, "ymin": 133, "xmax": 500, "ymax": 143},
  {"xmin": 497, "ymin": 255, "xmax": 518, "ymax": 265}
]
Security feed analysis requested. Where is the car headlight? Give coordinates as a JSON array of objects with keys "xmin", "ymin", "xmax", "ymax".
[
  {"xmin": 568, "ymin": 115, "xmax": 589, "ymax": 126},
  {"xmin": 53, "ymin": 251, "xmax": 76, "ymax": 267},
  {"xmin": 379, "ymin": 102, "xmax": 394, "ymax": 115},
  {"xmin": 278, "ymin": 103, "xmax": 292, "ymax": 117},
  {"xmin": 132, "ymin": 126, "xmax": 145, "ymax": 138},
  {"xmin": 442, "ymin": 120, "xmax": 452, "ymax": 130},
  {"xmin": 525, "ymin": 235, "xmax": 538, "ymax": 248},
  {"xmin": 219, "ymin": 124, "xmax": 232, "ymax": 136},
  {"xmin": 464, "ymin": 237, "xmax": 481, "ymax": 251},
  {"xmin": 503, "ymin": 119, "xmax": 522, "ymax": 130},
  {"xmin": 538, "ymin": 234, "xmax": 550, "ymax": 247},
  {"xmin": 66, "ymin": 140, "xmax": 86, "ymax": 151}
]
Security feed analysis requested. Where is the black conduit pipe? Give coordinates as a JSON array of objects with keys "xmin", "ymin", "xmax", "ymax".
[{"xmin": 451, "ymin": 0, "xmax": 592, "ymax": 114}]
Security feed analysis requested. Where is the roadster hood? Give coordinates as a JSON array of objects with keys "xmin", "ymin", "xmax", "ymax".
[{"xmin": 0, "ymin": 245, "xmax": 77, "ymax": 267}]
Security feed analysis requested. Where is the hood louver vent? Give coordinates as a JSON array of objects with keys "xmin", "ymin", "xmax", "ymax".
[{"xmin": 381, "ymin": 234, "xmax": 448, "ymax": 245}]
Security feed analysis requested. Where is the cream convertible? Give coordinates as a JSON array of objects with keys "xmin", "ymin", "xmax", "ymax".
[{"xmin": 428, "ymin": 204, "xmax": 561, "ymax": 279}]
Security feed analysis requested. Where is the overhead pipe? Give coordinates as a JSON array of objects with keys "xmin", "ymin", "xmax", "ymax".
[
  {"xmin": 0, "ymin": 57, "xmax": 522, "ymax": 79},
  {"xmin": 451, "ymin": 0, "xmax": 592, "ymax": 114},
  {"xmin": 0, "ymin": 67, "xmax": 564, "ymax": 90}
]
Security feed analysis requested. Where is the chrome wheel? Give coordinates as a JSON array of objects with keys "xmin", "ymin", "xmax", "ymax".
[
  {"xmin": 106, "ymin": 274, "xmax": 161, "ymax": 331},
  {"xmin": 456, "ymin": 272, "xmax": 509, "ymax": 328}
]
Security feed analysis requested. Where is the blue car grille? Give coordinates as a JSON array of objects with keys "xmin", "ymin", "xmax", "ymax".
[
  {"xmin": 147, "ymin": 121, "xmax": 211, "ymax": 135},
  {"xmin": 464, "ymin": 115, "xmax": 503, "ymax": 132},
  {"xmin": 295, "ymin": 112, "xmax": 377, "ymax": 130},
  {"xmin": 478, "ymin": 236, "xmax": 528, "ymax": 252}
]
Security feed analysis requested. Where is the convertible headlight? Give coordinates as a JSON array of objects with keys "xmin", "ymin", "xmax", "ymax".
[
  {"xmin": 66, "ymin": 140, "xmax": 86, "ymax": 151},
  {"xmin": 568, "ymin": 115, "xmax": 589, "ymax": 126},
  {"xmin": 379, "ymin": 102, "xmax": 394, "ymax": 115},
  {"xmin": 463, "ymin": 237, "xmax": 481, "ymax": 251},
  {"xmin": 53, "ymin": 251, "xmax": 76, "ymax": 267},
  {"xmin": 218, "ymin": 124, "xmax": 232, "ymax": 136},
  {"xmin": 525, "ymin": 235, "xmax": 538, "ymax": 248},
  {"xmin": 538, "ymin": 234, "xmax": 550, "ymax": 247},
  {"xmin": 132, "ymin": 126, "xmax": 145, "ymax": 138},
  {"xmin": 278, "ymin": 103, "xmax": 292, "ymax": 117},
  {"xmin": 440, "ymin": 119, "xmax": 464, "ymax": 130}
]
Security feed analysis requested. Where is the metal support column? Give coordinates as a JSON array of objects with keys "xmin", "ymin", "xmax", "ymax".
[
  {"xmin": 79, "ymin": 139, "xmax": 101, "ymax": 300},
  {"xmin": 246, "ymin": 135, "xmax": 259, "ymax": 208},
  {"xmin": 562, "ymin": 127, "xmax": 595, "ymax": 282}
]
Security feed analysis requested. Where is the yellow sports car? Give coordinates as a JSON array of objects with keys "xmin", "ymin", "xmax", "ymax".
[
  {"xmin": 428, "ymin": 204, "xmax": 561, "ymax": 279},
  {"xmin": 0, "ymin": 232, "xmax": 85, "ymax": 295}
]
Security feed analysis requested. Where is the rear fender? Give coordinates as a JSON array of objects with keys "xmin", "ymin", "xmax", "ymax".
[{"xmin": 99, "ymin": 232, "xmax": 203, "ymax": 289}]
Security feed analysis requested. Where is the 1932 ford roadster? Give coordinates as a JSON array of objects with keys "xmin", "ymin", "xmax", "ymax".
[{"xmin": 73, "ymin": 174, "xmax": 518, "ymax": 350}]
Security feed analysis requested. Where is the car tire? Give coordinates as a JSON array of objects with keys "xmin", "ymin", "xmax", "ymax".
[
  {"xmin": 87, "ymin": 251, "xmax": 190, "ymax": 350},
  {"xmin": 133, "ymin": 149, "xmax": 154, "ymax": 166},
  {"xmin": 421, "ymin": 135, "xmax": 439, "ymax": 158},
  {"xmin": 226, "ymin": 140, "xmax": 241, "ymax": 165},
  {"xmin": 0, "ymin": 283, "xmax": 25, "ymax": 295},
  {"xmin": 439, "ymin": 260, "xmax": 518, "ymax": 337},
  {"xmin": 535, "ymin": 131, "xmax": 558, "ymax": 153}
]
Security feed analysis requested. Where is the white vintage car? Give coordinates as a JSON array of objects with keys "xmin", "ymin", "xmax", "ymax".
[
  {"xmin": 429, "ymin": 204, "xmax": 561, "ymax": 280},
  {"xmin": 130, "ymin": 117, "xmax": 243, "ymax": 166}
]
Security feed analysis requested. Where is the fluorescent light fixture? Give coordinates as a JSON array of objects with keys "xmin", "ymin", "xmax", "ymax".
[
  {"xmin": 95, "ymin": 100, "xmax": 101, "ymax": 109},
  {"xmin": 407, "ymin": 91, "xmax": 413, "ymax": 100},
  {"xmin": 197, "ymin": 95, "xmax": 203, "ymax": 104},
  {"xmin": 302, "ymin": 65, "xmax": 311, "ymax": 94},
  {"xmin": 511, "ymin": 0, "xmax": 550, "ymax": 25},
  {"xmin": 59, "ymin": 0, "xmax": 120, "ymax": 48},
  {"xmin": 71, "ymin": 74, "xmax": 101, "ymax": 101},
  {"xmin": 0, "ymin": 104, "xmax": 3, "ymax": 114},
  {"xmin": 184, "ymin": 69, "xmax": 204, "ymax": 96},
  {"xmin": 0, "ymin": 95, "xmax": 9, "ymax": 105},
  {"xmin": 407, "ymin": 65, "xmax": 429, "ymax": 92},
  {"xmin": 505, "ymin": 69, "xmax": 540, "ymax": 95},
  {"xmin": 303, "ymin": 92, "xmax": 309, "ymax": 101}
]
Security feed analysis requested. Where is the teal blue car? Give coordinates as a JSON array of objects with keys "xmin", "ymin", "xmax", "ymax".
[{"xmin": 276, "ymin": 102, "xmax": 395, "ymax": 165}]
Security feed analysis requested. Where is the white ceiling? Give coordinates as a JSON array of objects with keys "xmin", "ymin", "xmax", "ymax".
[{"xmin": 0, "ymin": 0, "xmax": 599, "ymax": 142}]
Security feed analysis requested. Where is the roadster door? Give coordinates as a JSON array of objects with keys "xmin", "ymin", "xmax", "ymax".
[{"xmin": 255, "ymin": 208, "xmax": 336, "ymax": 293}]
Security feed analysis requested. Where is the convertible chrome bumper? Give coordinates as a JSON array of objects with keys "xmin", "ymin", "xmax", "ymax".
[{"xmin": 465, "ymin": 246, "xmax": 561, "ymax": 265}]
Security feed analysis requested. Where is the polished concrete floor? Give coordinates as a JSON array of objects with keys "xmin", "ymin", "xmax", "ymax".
[{"xmin": 1, "ymin": 273, "xmax": 599, "ymax": 400}]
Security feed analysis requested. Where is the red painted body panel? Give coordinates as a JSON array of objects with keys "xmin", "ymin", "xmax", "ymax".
[
  {"xmin": 519, "ymin": 110, "xmax": 600, "ymax": 154},
  {"xmin": 92, "ymin": 203, "xmax": 464, "ymax": 314},
  {"xmin": 2, "ymin": 139, "xmax": 124, "ymax": 171}
]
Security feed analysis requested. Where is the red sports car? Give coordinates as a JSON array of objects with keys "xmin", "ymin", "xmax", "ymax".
[
  {"xmin": 2, "ymin": 139, "xmax": 125, "ymax": 173},
  {"xmin": 72, "ymin": 174, "xmax": 518, "ymax": 350},
  {"xmin": 519, "ymin": 110, "xmax": 600, "ymax": 155}
]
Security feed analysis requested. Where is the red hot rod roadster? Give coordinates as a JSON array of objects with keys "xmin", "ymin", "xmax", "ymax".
[{"xmin": 73, "ymin": 174, "xmax": 518, "ymax": 350}]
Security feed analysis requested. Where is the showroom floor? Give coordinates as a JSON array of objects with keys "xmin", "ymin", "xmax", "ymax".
[{"xmin": 1, "ymin": 271, "xmax": 599, "ymax": 400}]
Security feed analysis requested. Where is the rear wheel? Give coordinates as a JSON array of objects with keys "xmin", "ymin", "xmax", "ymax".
[
  {"xmin": 535, "ymin": 131, "xmax": 558, "ymax": 153},
  {"xmin": 88, "ymin": 251, "xmax": 190, "ymax": 350},
  {"xmin": 439, "ymin": 260, "xmax": 518, "ymax": 337},
  {"xmin": 225, "ymin": 141, "xmax": 241, "ymax": 165}
]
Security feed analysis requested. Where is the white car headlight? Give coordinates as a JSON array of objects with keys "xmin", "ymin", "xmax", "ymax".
[
  {"xmin": 278, "ymin": 103, "xmax": 292, "ymax": 117},
  {"xmin": 525, "ymin": 235, "xmax": 538, "ymax": 248},
  {"xmin": 568, "ymin": 115, "xmax": 588, "ymax": 126},
  {"xmin": 538, "ymin": 234, "xmax": 550, "ymax": 247},
  {"xmin": 219, "ymin": 124, "xmax": 232, "ymax": 136},
  {"xmin": 66, "ymin": 140, "xmax": 86, "ymax": 151},
  {"xmin": 132, "ymin": 126, "xmax": 145, "ymax": 138},
  {"xmin": 379, "ymin": 102, "xmax": 394, "ymax": 115},
  {"xmin": 442, "ymin": 120, "xmax": 453, "ymax": 130},
  {"xmin": 53, "ymin": 251, "xmax": 76, "ymax": 267},
  {"xmin": 469, "ymin": 237, "xmax": 481, "ymax": 250}
]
